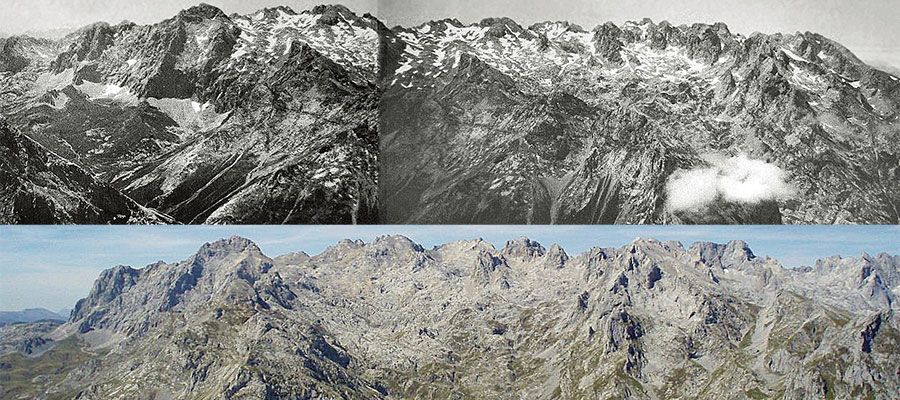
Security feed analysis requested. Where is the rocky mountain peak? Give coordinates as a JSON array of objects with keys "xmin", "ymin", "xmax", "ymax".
[
  {"xmin": 284, "ymin": 40, "xmax": 327, "ymax": 63},
  {"xmin": 433, "ymin": 238, "xmax": 498, "ymax": 256},
  {"xmin": 93, "ymin": 265, "xmax": 141, "ymax": 298},
  {"xmin": 0, "ymin": 35, "xmax": 52, "ymax": 72},
  {"xmin": 70, "ymin": 265, "xmax": 141, "ymax": 322},
  {"xmin": 725, "ymin": 239, "xmax": 755, "ymax": 259},
  {"xmin": 337, "ymin": 238, "xmax": 366, "ymax": 248},
  {"xmin": 478, "ymin": 17, "xmax": 526, "ymax": 37},
  {"xmin": 450, "ymin": 51, "xmax": 519, "ymax": 89},
  {"xmin": 501, "ymin": 237, "xmax": 546, "ymax": 259},
  {"xmin": 814, "ymin": 252, "xmax": 900, "ymax": 285},
  {"xmin": 593, "ymin": 20, "xmax": 623, "ymax": 34},
  {"xmin": 709, "ymin": 21, "xmax": 732, "ymax": 37},
  {"xmin": 50, "ymin": 22, "xmax": 116, "ymax": 72},
  {"xmin": 622, "ymin": 237, "xmax": 662, "ymax": 250},
  {"xmin": 66, "ymin": 21, "xmax": 113, "ymax": 38},
  {"xmin": 311, "ymin": 4, "xmax": 358, "ymax": 25},
  {"xmin": 372, "ymin": 235, "xmax": 425, "ymax": 253},
  {"xmin": 688, "ymin": 240, "xmax": 757, "ymax": 269},
  {"xmin": 177, "ymin": 3, "xmax": 229, "ymax": 22},
  {"xmin": 260, "ymin": 5, "xmax": 297, "ymax": 17},
  {"xmin": 194, "ymin": 236, "xmax": 262, "ymax": 260},
  {"xmin": 543, "ymin": 243, "xmax": 570, "ymax": 269},
  {"xmin": 418, "ymin": 18, "xmax": 465, "ymax": 32}
]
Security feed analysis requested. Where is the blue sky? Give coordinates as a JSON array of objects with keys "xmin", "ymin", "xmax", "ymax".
[{"xmin": 0, "ymin": 225, "xmax": 896, "ymax": 312}]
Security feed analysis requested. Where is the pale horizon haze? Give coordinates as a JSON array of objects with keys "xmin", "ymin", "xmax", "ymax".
[{"xmin": 0, "ymin": 0, "xmax": 377, "ymax": 33}]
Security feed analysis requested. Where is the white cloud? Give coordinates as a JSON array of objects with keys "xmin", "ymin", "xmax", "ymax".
[{"xmin": 666, "ymin": 154, "xmax": 795, "ymax": 212}]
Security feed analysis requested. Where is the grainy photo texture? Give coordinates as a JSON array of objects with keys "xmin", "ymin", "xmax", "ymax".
[
  {"xmin": 0, "ymin": 1, "xmax": 380, "ymax": 224},
  {"xmin": 379, "ymin": 0, "xmax": 900, "ymax": 224}
]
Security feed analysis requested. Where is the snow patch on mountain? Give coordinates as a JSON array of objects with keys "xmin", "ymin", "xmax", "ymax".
[
  {"xmin": 73, "ymin": 81, "xmax": 139, "ymax": 104},
  {"xmin": 781, "ymin": 47, "xmax": 809, "ymax": 63},
  {"xmin": 102, "ymin": 84, "xmax": 123, "ymax": 96},
  {"xmin": 229, "ymin": 6, "xmax": 378, "ymax": 79}
]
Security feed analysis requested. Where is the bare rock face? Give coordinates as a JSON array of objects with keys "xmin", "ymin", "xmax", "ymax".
[
  {"xmin": 381, "ymin": 17, "xmax": 900, "ymax": 224},
  {"xmin": 671, "ymin": 200, "xmax": 784, "ymax": 225},
  {"xmin": 593, "ymin": 22, "xmax": 626, "ymax": 62},
  {"xmin": 51, "ymin": 23, "xmax": 117, "ymax": 71},
  {"xmin": 0, "ymin": 36, "xmax": 58, "ymax": 73},
  {"xmin": 0, "ymin": 320, "xmax": 62, "ymax": 356},
  {"xmin": 3, "ymin": 236, "xmax": 898, "ymax": 399},
  {"xmin": 0, "ymin": 3, "xmax": 380, "ymax": 224}
]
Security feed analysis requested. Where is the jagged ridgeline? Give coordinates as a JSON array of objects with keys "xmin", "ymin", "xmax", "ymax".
[
  {"xmin": 0, "ymin": 236, "xmax": 897, "ymax": 399},
  {"xmin": 380, "ymin": 18, "xmax": 900, "ymax": 224},
  {"xmin": 0, "ymin": 4, "xmax": 382, "ymax": 224}
]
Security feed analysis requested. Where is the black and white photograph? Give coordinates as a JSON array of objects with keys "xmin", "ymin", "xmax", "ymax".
[
  {"xmin": 1, "ymin": 0, "xmax": 380, "ymax": 224},
  {"xmin": 379, "ymin": 0, "xmax": 900, "ymax": 224}
]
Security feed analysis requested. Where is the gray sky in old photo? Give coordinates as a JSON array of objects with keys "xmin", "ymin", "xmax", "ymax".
[{"xmin": 0, "ymin": 0, "xmax": 377, "ymax": 34}]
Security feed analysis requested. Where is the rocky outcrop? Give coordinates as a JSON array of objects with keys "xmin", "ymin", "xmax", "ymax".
[
  {"xmin": 0, "ymin": 320, "xmax": 62, "ymax": 356},
  {"xmin": 689, "ymin": 240, "xmax": 756, "ymax": 269},
  {"xmin": 71, "ymin": 266, "xmax": 141, "ymax": 320},
  {"xmin": 1, "ymin": 37, "xmax": 38, "ymax": 72},
  {"xmin": 51, "ymin": 23, "xmax": 116, "ymax": 71},
  {"xmin": 0, "ymin": 36, "xmax": 57, "ymax": 73},
  {"xmin": 501, "ymin": 237, "xmax": 547, "ymax": 260},
  {"xmin": 592, "ymin": 22, "xmax": 625, "ymax": 62}
]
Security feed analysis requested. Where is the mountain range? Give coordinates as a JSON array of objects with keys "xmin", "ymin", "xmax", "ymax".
[
  {"xmin": 3, "ymin": 5, "xmax": 899, "ymax": 225},
  {"xmin": 3, "ymin": 6, "xmax": 898, "ymax": 225},
  {"xmin": 1, "ymin": 236, "xmax": 897, "ymax": 399},
  {"xmin": 0, "ymin": 3, "xmax": 380, "ymax": 224},
  {"xmin": 0, "ymin": 308, "xmax": 68, "ymax": 326},
  {"xmin": 380, "ymin": 17, "xmax": 900, "ymax": 224}
]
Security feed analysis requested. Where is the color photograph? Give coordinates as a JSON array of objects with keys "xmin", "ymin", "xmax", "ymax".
[
  {"xmin": 1, "ymin": 0, "xmax": 897, "ymax": 399},
  {"xmin": 1, "ymin": 225, "xmax": 898, "ymax": 398}
]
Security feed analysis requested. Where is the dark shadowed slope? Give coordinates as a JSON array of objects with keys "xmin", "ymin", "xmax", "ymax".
[
  {"xmin": 380, "ymin": 19, "xmax": 900, "ymax": 224},
  {"xmin": 0, "ymin": 4, "xmax": 380, "ymax": 224}
]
